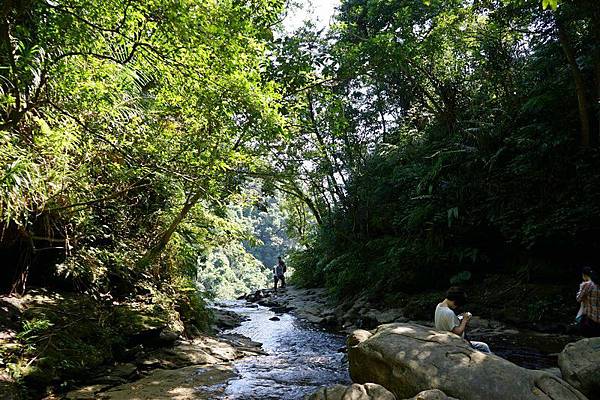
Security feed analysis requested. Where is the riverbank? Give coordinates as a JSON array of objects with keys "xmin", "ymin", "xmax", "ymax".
[
  {"xmin": 1, "ymin": 285, "xmax": 590, "ymax": 399},
  {"xmin": 0, "ymin": 290, "xmax": 263, "ymax": 399},
  {"xmin": 60, "ymin": 333, "xmax": 265, "ymax": 399}
]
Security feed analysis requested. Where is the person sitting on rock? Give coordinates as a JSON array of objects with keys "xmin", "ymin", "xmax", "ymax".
[
  {"xmin": 434, "ymin": 286, "xmax": 491, "ymax": 353},
  {"xmin": 273, "ymin": 256, "xmax": 286, "ymax": 292},
  {"xmin": 576, "ymin": 266, "xmax": 600, "ymax": 337}
]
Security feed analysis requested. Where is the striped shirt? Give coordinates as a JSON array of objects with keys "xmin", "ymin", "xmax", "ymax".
[{"xmin": 577, "ymin": 281, "xmax": 600, "ymax": 323}]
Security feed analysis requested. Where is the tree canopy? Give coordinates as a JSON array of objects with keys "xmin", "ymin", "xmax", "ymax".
[
  {"xmin": 271, "ymin": 0, "xmax": 600, "ymax": 306},
  {"xmin": 1, "ymin": 0, "xmax": 288, "ymax": 296}
]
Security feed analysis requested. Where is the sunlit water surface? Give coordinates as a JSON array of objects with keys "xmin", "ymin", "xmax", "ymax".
[{"xmin": 215, "ymin": 300, "xmax": 350, "ymax": 400}]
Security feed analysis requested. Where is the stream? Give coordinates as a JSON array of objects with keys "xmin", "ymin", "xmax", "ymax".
[
  {"xmin": 213, "ymin": 299, "xmax": 575, "ymax": 400},
  {"xmin": 216, "ymin": 300, "xmax": 350, "ymax": 400}
]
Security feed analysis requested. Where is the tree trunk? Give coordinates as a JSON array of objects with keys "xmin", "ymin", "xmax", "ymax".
[
  {"xmin": 556, "ymin": 17, "xmax": 592, "ymax": 147},
  {"xmin": 276, "ymin": 183, "xmax": 323, "ymax": 226},
  {"xmin": 10, "ymin": 233, "xmax": 34, "ymax": 295},
  {"xmin": 591, "ymin": 6, "xmax": 600, "ymax": 144},
  {"xmin": 307, "ymin": 94, "xmax": 347, "ymax": 204},
  {"xmin": 137, "ymin": 188, "xmax": 204, "ymax": 269}
]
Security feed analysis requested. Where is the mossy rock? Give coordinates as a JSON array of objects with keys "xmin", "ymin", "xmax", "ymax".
[
  {"xmin": 0, "ymin": 372, "xmax": 25, "ymax": 400},
  {"xmin": 4, "ymin": 289, "xmax": 210, "ymax": 398}
]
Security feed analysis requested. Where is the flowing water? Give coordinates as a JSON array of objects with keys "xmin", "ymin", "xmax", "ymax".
[
  {"xmin": 216, "ymin": 301, "xmax": 350, "ymax": 400},
  {"xmin": 212, "ymin": 300, "xmax": 574, "ymax": 400}
]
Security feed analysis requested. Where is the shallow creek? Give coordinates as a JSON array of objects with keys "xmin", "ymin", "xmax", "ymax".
[
  {"xmin": 216, "ymin": 300, "xmax": 350, "ymax": 400},
  {"xmin": 212, "ymin": 300, "xmax": 574, "ymax": 400}
]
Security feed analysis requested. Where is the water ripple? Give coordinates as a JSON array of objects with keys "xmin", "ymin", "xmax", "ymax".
[{"xmin": 215, "ymin": 301, "xmax": 349, "ymax": 399}]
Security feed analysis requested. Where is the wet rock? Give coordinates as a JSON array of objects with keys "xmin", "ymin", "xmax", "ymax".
[
  {"xmin": 97, "ymin": 364, "xmax": 236, "ymax": 399},
  {"xmin": 219, "ymin": 333, "xmax": 265, "ymax": 355},
  {"xmin": 269, "ymin": 316, "xmax": 281, "ymax": 321},
  {"xmin": 558, "ymin": 337, "xmax": 600, "ymax": 399},
  {"xmin": 348, "ymin": 323, "xmax": 587, "ymax": 400},
  {"xmin": 358, "ymin": 313, "xmax": 381, "ymax": 330},
  {"xmin": 407, "ymin": 389, "xmax": 457, "ymax": 400},
  {"xmin": 246, "ymin": 289, "xmax": 271, "ymax": 303},
  {"xmin": 301, "ymin": 313, "xmax": 325, "ymax": 325},
  {"xmin": 271, "ymin": 305, "xmax": 294, "ymax": 313},
  {"xmin": 306, "ymin": 383, "xmax": 396, "ymax": 400},
  {"xmin": 212, "ymin": 308, "xmax": 248, "ymax": 330},
  {"xmin": 321, "ymin": 315, "xmax": 338, "ymax": 328},
  {"xmin": 258, "ymin": 299, "xmax": 282, "ymax": 308}
]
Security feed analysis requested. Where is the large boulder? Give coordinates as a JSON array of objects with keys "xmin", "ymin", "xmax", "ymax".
[
  {"xmin": 347, "ymin": 324, "xmax": 588, "ymax": 400},
  {"xmin": 306, "ymin": 383, "xmax": 397, "ymax": 400},
  {"xmin": 558, "ymin": 337, "xmax": 600, "ymax": 400},
  {"xmin": 305, "ymin": 385, "xmax": 457, "ymax": 400}
]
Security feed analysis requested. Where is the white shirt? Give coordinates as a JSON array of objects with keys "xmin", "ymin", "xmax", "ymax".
[{"xmin": 434, "ymin": 303, "xmax": 462, "ymax": 338}]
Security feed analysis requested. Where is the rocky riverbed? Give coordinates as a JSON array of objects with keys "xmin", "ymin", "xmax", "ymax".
[
  {"xmin": 61, "ymin": 332, "xmax": 266, "ymax": 399},
  {"xmin": 240, "ymin": 286, "xmax": 580, "ymax": 370},
  {"xmin": 6, "ymin": 285, "xmax": 595, "ymax": 400},
  {"xmin": 239, "ymin": 286, "xmax": 599, "ymax": 400}
]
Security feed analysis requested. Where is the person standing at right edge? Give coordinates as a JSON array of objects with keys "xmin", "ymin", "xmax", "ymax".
[{"xmin": 576, "ymin": 267, "xmax": 600, "ymax": 337}]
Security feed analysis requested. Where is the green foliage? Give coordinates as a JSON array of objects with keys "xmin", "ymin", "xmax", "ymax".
[
  {"xmin": 0, "ymin": 0, "xmax": 286, "ymax": 294},
  {"xmin": 0, "ymin": 0, "xmax": 289, "ymax": 393},
  {"xmin": 275, "ymin": 0, "xmax": 600, "ymax": 304},
  {"xmin": 197, "ymin": 241, "xmax": 270, "ymax": 299},
  {"xmin": 450, "ymin": 271, "xmax": 472, "ymax": 286},
  {"xmin": 6, "ymin": 294, "xmax": 125, "ymax": 388}
]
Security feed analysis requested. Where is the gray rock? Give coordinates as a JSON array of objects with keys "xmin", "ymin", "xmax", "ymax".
[
  {"xmin": 212, "ymin": 308, "xmax": 247, "ymax": 329},
  {"xmin": 158, "ymin": 329, "xmax": 180, "ymax": 344},
  {"xmin": 110, "ymin": 363, "xmax": 137, "ymax": 378},
  {"xmin": 406, "ymin": 389, "xmax": 457, "ymax": 400},
  {"xmin": 300, "ymin": 312, "xmax": 325, "ymax": 325},
  {"xmin": 306, "ymin": 383, "xmax": 396, "ymax": 400},
  {"xmin": 348, "ymin": 323, "xmax": 588, "ymax": 400},
  {"xmin": 558, "ymin": 337, "xmax": 600, "ymax": 400},
  {"xmin": 66, "ymin": 384, "xmax": 112, "ymax": 399},
  {"xmin": 541, "ymin": 367, "xmax": 562, "ymax": 379},
  {"xmin": 97, "ymin": 364, "xmax": 236, "ymax": 399},
  {"xmin": 136, "ymin": 336, "xmax": 241, "ymax": 369}
]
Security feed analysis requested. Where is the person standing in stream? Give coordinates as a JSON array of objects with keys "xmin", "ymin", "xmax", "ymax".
[{"xmin": 273, "ymin": 256, "xmax": 287, "ymax": 292}]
